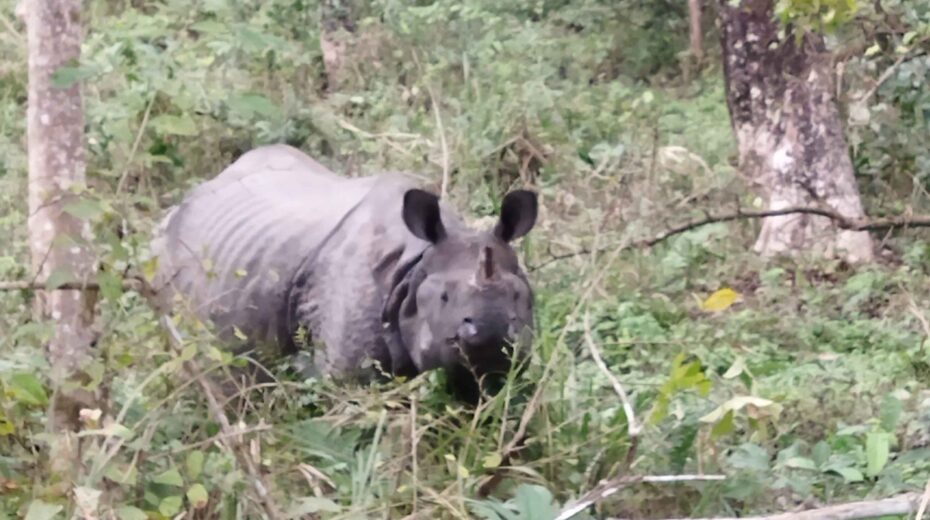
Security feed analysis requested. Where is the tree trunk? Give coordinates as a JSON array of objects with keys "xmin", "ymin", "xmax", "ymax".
[
  {"xmin": 716, "ymin": 0, "xmax": 874, "ymax": 262},
  {"xmin": 689, "ymin": 0, "xmax": 704, "ymax": 61},
  {"xmin": 320, "ymin": 0, "xmax": 356, "ymax": 91},
  {"xmin": 26, "ymin": 0, "xmax": 98, "ymax": 431}
]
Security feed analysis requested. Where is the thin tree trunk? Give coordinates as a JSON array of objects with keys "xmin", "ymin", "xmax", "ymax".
[
  {"xmin": 716, "ymin": 0, "xmax": 874, "ymax": 262},
  {"xmin": 320, "ymin": 0, "xmax": 355, "ymax": 91},
  {"xmin": 689, "ymin": 0, "xmax": 704, "ymax": 61},
  {"xmin": 26, "ymin": 0, "xmax": 99, "ymax": 432}
]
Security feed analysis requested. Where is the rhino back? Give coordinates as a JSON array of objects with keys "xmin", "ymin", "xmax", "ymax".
[{"xmin": 153, "ymin": 144, "xmax": 379, "ymax": 354}]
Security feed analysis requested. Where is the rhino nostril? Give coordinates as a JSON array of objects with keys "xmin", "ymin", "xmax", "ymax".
[{"xmin": 459, "ymin": 319, "xmax": 478, "ymax": 340}]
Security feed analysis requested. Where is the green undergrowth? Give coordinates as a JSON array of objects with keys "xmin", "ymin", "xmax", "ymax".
[{"xmin": 2, "ymin": 0, "xmax": 930, "ymax": 518}]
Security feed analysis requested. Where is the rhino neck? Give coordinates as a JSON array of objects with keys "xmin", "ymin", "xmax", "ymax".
[{"xmin": 377, "ymin": 246, "xmax": 427, "ymax": 378}]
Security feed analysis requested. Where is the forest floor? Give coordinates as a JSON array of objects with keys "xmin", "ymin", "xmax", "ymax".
[{"xmin": 2, "ymin": 1, "xmax": 930, "ymax": 518}]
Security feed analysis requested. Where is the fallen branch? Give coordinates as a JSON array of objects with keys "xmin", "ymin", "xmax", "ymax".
[
  {"xmin": 648, "ymin": 492, "xmax": 922, "ymax": 520},
  {"xmin": 555, "ymin": 474, "xmax": 726, "ymax": 520},
  {"xmin": 532, "ymin": 206, "xmax": 930, "ymax": 271}
]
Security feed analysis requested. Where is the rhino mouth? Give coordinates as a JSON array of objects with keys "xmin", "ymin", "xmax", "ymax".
[{"xmin": 446, "ymin": 334, "xmax": 515, "ymax": 377}]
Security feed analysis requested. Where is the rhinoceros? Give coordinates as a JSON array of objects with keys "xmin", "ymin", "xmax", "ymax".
[{"xmin": 150, "ymin": 144, "xmax": 538, "ymax": 402}]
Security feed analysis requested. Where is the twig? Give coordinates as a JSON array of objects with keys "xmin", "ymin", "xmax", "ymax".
[
  {"xmin": 652, "ymin": 492, "xmax": 921, "ymax": 520},
  {"xmin": 427, "ymin": 84, "xmax": 451, "ymax": 198},
  {"xmin": 531, "ymin": 206, "xmax": 930, "ymax": 271},
  {"xmin": 409, "ymin": 48, "xmax": 452, "ymax": 196},
  {"xmin": 116, "ymin": 93, "xmax": 157, "ymax": 195},
  {"xmin": 411, "ymin": 394, "xmax": 419, "ymax": 514},
  {"xmin": 477, "ymin": 236, "xmax": 636, "ymax": 498},
  {"xmin": 860, "ymin": 36, "xmax": 930, "ymax": 103},
  {"xmin": 555, "ymin": 474, "xmax": 726, "ymax": 520},
  {"xmin": 582, "ymin": 312, "xmax": 641, "ymax": 440},
  {"xmin": 0, "ymin": 10, "xmax": 23, "ymax": 47},
  {"xmin": 917, "ymin": 478, "xmax": 930, "ymax": 520},
  {"xmin": 160, "ymin": 315, "xmax": 281, "ymax": 520},
  {"xmin": 0, "ymin": 278, "xmax": 144, "ymax": 291}
]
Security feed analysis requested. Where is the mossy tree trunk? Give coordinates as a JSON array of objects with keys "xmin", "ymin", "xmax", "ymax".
[{"xmin": 716, "ymin": 0, "xmax": 874, "ymax": 262}]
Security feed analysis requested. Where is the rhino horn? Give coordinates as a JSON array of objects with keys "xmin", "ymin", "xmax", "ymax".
[{"xmin": 477, "ymin": 246, "xmax": 497, "ymax": 283}]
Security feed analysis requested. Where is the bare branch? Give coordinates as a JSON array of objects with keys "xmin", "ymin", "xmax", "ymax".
[
  {"xmin": 159, "ymin": 315, "xmax": 282, "ymax": 520},
  {"xmin": 428, "ymin": 84, "xmax": 451, "ymax": 198},
  {"xmin": 116, "ymin": 93, "xmax": 157, "ymax": 195},
  {"xmin": 556, "ymin": 474, "xmax": 726, "ymax": 520},
  {"xmin": 0, "ymin": 278, "xmax": 145, "ymax": 291},
  {"xmin": 582, "ymin": 312, "xmax": 640, "ymax": 439},
  {"xmin": 648, "ymin": 492, "xmax": 921, "ymax": 520},
  {"xmin": 917, "ymin": 477, "xmax": 930, "ymax": 520},
  {"xmin": 532, "ymin": 206, "xmax": 930, "ymax": 271},
  {"xmin": 859, "ymin": 36, "xmax": 930, "ymax": 103}
]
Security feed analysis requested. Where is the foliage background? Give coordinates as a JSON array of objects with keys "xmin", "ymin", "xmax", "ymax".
[{"xmin": 1, "ymin": 0, "xmax": 930, "ymax": 518}]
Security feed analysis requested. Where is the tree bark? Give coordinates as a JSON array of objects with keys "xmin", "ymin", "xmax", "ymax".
[
  {"xmin": 26, "ymin": 0, "xmax": 98, "ymax": 431},
  {"xmin": 689, "ymin": 0, "xmax": 704, "ymax": 61},
  {"xmin": 716, "ymin": 0, "xmax": 874, "ymax": 262}
]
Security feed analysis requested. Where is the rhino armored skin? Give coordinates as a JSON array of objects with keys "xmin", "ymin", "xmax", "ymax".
[{"xmin": 151, "ymin": 144, "xmax": 538, "ymax": 401}]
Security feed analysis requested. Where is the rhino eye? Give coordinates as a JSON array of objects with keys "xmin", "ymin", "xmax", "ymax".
[{"xmin": 440, "ymin": 291, "xmax": 449, "ymax": 303}]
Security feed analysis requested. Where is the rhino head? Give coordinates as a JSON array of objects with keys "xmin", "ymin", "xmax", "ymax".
[{"xmin": 386, "ymin": 188, "xmax": 538, "ymax": 403}]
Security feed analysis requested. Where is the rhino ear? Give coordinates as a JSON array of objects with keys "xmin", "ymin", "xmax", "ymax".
[
  {"xmin": 494, "ymin": 190, "xmax": 538, "ymax": 242},
  {"xmin": 403, "ymin": 189, "xmax": 447, "ymax": 243}
]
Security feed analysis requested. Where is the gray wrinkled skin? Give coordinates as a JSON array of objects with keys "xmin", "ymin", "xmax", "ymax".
[{"xmin": 151, "ymin": 144, "xmax": 537, "ymax": 402}]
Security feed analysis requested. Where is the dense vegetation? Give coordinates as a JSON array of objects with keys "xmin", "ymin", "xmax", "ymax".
[{"xmin": 1, "ymin": 0, "xmax": 930, "ymax": 518}]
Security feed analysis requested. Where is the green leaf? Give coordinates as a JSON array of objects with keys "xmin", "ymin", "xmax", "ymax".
[
  {"xmin": 187, "ymin": 451, "xmax": 205, "ymax": 480},
  {"xmin": 866, "ymin": 432, "xmax": 892, "ymax": 477},
  {"xmin": 158, "ymin": 496, "xmax": 183, "ymax": 517},
  {"xmin": 513, "ymin": 484, "xmax": 558, "ymax": 519},
  {"xmin": 187, "ymin": 483, "xmax": 209, "ymax": 509},
  {"xmin": 25, "ymin": 500, "xmax": 63, "ymax": 520},
  {"xmin": 74, "ymin": 487, "xmax": 102, "ymax": 515},
  {"xmin": 710, "ymin": 410, "xmax": 734, "ymax": 439},
  {"xmin": 722, "ymin": 357, "xmax": 747, "ymax": 379},
  {"xmin": 97, "ymin": 270, "xmax": 124, "ymax": 304},
  {"xmin": 233, "ymin": 326, "xmax": 248, "ymax": 341},
  {"xmin": 879, "ymin": 394, "xmax": 902, "ymax": 432},
  {"xmin": 45, "ymin": 268, "xmax": 77, "ymax": 290},
  {"xmin": 284, "ymin": 497, "xmax": 341, "ymax": 518},
  {"xmin": 482, "ymin": 452, "xmax": 502, "ymax": 469},
  {"xmin": 228, "ymin": 93, "xmax": 281, "ymax": 119},
  {"xmin": 153, "ymin": 467, "xmax": 184, "ymax": 487},
  {"xmin": 701, "ymin": 288, "xmax": 740, "ymax": 312},
  {"xmin": 728, "ymin": 443, "xmax": 770, "ymax": 472},
  {"xmin": 63, "ymin": 198, "xmax": 105, "ymax": 220},
  {"xmin": 115, "ymin": 506, "xmax": 148, "ymax": 520},
  {"xmin": 812, "ymin": 441, "xmax": 831, "ymax": 467},
  {"xmin": 51, "ymin": 65, "xmax": 92, "ymax": 88},
  {"xmin": 700, "ymin": 395, "xmax": 781, "ymax": 424},
  {"xmin": 783, "ymin": 457, "xmax": 818, "ymax": 471},
  {"xmin": 151, "ymin": 114, "xmax": 198, "ymax": 136},
  {"xmin": 190, "ymin": 20, "xmax": 227, "ymax": 33},
  {"xmin": 824, "ymin": 465, "xmax": 864, "ymax": 483},
  {"xmin": 0, "ymin": 411, "xmax": 15, "ymax": 436},
  {"xmin": 9, "ymin": 372, "xmax": 48, "ymax": 406}
]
